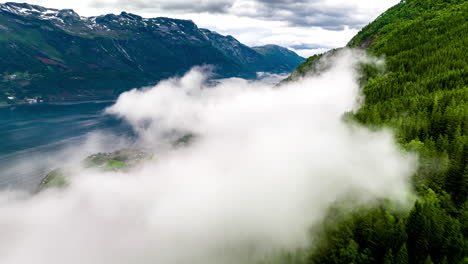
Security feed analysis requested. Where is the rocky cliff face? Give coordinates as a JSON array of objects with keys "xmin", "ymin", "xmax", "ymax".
[{"xmin": 0, "ymin": 2, "xmax": 304, "ymax": 103}]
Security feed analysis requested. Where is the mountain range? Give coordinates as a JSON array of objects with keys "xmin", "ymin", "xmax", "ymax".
[{"xmin": 0, "ymin": 2, "xmax": 304, "ymax": 104}]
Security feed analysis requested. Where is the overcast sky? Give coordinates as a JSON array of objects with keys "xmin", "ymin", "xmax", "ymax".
[{"xmin": 8, "ymin": 0, "xmax": 400, "ymax": 57}]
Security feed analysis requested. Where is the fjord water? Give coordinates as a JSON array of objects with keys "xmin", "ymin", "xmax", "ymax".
[{"xmin": 0, "ymin": 101, "xmax": 135, "ymax": 190}]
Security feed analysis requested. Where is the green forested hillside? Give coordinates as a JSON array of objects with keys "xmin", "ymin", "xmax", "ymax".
[{"xmin": 283, "ymin": 0, "xmax": 467, "ymax": 263}]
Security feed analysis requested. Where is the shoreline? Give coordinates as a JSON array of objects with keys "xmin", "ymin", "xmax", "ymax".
[{"xmin": 0, "ymin": 98, "xmax": 117, "ymax": 108}]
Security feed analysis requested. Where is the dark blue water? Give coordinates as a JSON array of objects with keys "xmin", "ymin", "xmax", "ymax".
[{"xmin": 0, "ymin": 101, "xmax": 135, "ymax": 190}]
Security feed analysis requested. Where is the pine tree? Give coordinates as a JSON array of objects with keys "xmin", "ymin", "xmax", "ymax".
[
  {"xmin": 424, "ymin": 255, "xmax": 434, "ymax": 264},
  {"xmin": 394, "ymin": 244, "xmax": 409, "ymax": 264},
  {"xmin": 383, "ymin": 249, "xmax": 394, "ymax": 264}
]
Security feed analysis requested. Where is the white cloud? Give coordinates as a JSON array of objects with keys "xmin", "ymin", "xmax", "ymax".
[
  {"xmin": 0, "ymin": 50, "xmax": 416, "ymax": 264},
  {"xmin": 289, "ymin": 48, "xmax": 330, "ymax": 58}
]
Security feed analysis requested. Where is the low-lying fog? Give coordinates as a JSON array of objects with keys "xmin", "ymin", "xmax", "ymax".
[{"xmin": 0, "ymin": 49, "xmax": 416, "ymax": 264}]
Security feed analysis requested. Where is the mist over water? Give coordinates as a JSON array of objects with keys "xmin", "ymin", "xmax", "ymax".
[
  {"xmin": 0, "ymin": 101, "xmax": 136, "ymax": 189},
  {"xmin": 0, "ymin": 50, "xmax": 416, "ymax": 264}
]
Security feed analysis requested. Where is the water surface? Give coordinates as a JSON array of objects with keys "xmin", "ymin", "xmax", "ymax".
[{"xmin": 0, "ymin": 101, "xmax": 135, "ymax": 190}]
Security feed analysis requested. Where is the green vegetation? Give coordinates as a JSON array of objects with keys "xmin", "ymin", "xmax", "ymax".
[
  {"xmin": 38, "ymin": 169, "xmax": 68, "ymax": 191},
  {"xmin": 289, "ymin": 54, "xmax": 322, "ymax": 77},
  {"xmin": 39, "ymin": 149, "xmax": 152, "ymax": 192},
  {"xmin": 84, "ymin": 149, "xmax": 151, "ymax": 170},
  {"xmin": 174, "ymin": 134, "xmax": 195, "ymax": 146},
  {"xmin": 105, "ymin": 160, "xmax": 126, "ymax": 170},
  {"xmin": 282, "ymin": 0, "xmax": 467, "ymax": 263}
]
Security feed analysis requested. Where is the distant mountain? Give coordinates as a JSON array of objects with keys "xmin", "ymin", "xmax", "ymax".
[
  {"xmin": 252, "ymin": 45, "xmax": 305, "ymax": 73},
  {"xmin": 0, "ymin": 2, "xmax": 304, "ymax": 103}
]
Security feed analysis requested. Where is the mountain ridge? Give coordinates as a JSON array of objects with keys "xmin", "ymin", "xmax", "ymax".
[{"xmin": 0, "ymin": 2, "xmax": 304, "ymax": 104}]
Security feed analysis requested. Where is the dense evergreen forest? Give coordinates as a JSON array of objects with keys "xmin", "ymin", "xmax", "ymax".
[{"xmin": 281, "ymin": 0, "xmax": 467, "ymax": 263}]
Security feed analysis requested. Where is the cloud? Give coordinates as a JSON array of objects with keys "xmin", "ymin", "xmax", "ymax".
[
  {"xmin": 0, "ymin": 49, "xmax": 416, "ymax": 264},
  {"xmin": 90, "ymin": 0, "xmax": 233, "ymax": 13},
  {"xmin": 230, "ymin": 0, "xmax": 357, "ymax": 29},
  {"xmin": 290, "ymin": 44, "xmax": 334, "ymax": 50},
  {"xmin": 289, "ymin": 47, "xmax": 331, "ymax": 57},
  {"xmin": 249, "ymin": 0, "xmax": 399, "ymax": 29},
  {"xmin": 84, "ymin": 0, "xmax": 398, "ymax": 29},
  {"xmin": 287, "ymin": 44, "xmax": 336, "ymax": 57}
]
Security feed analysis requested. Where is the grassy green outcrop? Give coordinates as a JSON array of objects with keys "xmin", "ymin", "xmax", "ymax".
[
  {"xmin": 38, "ymin": 169, "xmax": 68, "ymax": 191},
  {"xmin": 38, "ymin": 149, "xmax": 152, "ymax": 191}
]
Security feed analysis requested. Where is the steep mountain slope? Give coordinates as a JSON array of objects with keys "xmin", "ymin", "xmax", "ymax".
[
  {"xmin": 0, "ymin": 2, "xmax": 304, "ymax": 104},
  {"xmin": 252, "ymin": 44, "xmax": 305, "ymax": 73},
  {"xmin": 284, "ymin": 0, "xmax": 467, "ymax": 263},
  {"xmin": 201, "ymin": 31, "xmax": 304, "ymax": 74}
]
